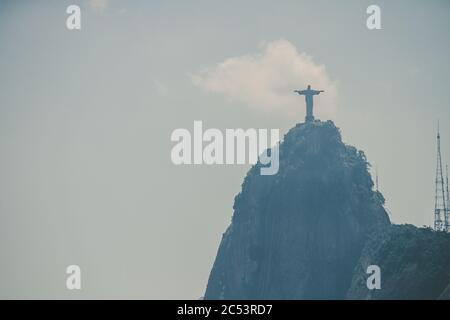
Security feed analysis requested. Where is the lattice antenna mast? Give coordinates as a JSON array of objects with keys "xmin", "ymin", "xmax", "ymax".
[
  {"xmin": 434, "ymin": 122, "xmax": 447, "ymax": 231},
  {"xmin": 446, "ymin": 164, "xmax": 450, "ymax": 232}
]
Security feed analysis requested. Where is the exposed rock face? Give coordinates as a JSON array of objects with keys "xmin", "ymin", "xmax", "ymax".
[
  {"xmin": 347, "ymin": 224, "xmax": 450, "ymax": 300},
  {"xmin": 204, "ymin": 121, "xmax": 390, "ymax": 299}
]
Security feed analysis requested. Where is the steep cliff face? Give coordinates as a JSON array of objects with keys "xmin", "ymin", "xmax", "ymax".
[
  {"xmin": 347, "ymin": 224, "xmax": 450, "ymax": 300},
  {"xmin": 204, "ymin": 121, "xmax": 390, "ymax": 299}
]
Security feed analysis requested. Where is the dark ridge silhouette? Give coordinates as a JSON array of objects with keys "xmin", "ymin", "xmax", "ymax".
[
  {"xmin": 347, "ymin": 224, "xmax": 450, "ymax": 299},
  {"xmin": 204, "ymin": 120, "xmax": 450, "ymax": 299}
]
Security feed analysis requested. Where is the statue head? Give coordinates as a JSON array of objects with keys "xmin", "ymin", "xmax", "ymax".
[{"xmin": 307, "ymin": 85, "xmax": 311, "ymax": 89}]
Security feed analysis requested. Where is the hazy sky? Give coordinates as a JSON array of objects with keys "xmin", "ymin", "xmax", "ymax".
[{"xmin": 1, "ymin": 0, "xmax": 450, "ymax": 299}]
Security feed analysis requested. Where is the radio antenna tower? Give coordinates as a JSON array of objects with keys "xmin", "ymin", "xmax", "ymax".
[
  {"xmin": 445, "ymin": 165, "xmax": 449, "ymax": 232},
  {"xmin": 434, "ymin": 122, "xmax": 447, "ymax": 231}
]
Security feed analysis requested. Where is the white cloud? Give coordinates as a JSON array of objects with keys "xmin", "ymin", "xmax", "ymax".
[
  {"xmin": 89, "ymin": 0, "xmax": 109, "ymax": 11},
  {"xmin": 191, "ymin": 39, "xmax": 337, "ymax": 118}
]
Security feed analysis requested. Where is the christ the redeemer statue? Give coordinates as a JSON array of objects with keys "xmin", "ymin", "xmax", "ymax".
[{"xmin": 294, "ymin": 85, "xmax": 324, "ymax": 123}]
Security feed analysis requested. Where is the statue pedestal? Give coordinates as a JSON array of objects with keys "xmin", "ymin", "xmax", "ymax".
[{"xmin": 305, "ymin": 115, "xmax": 315, "ymax": 123}]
